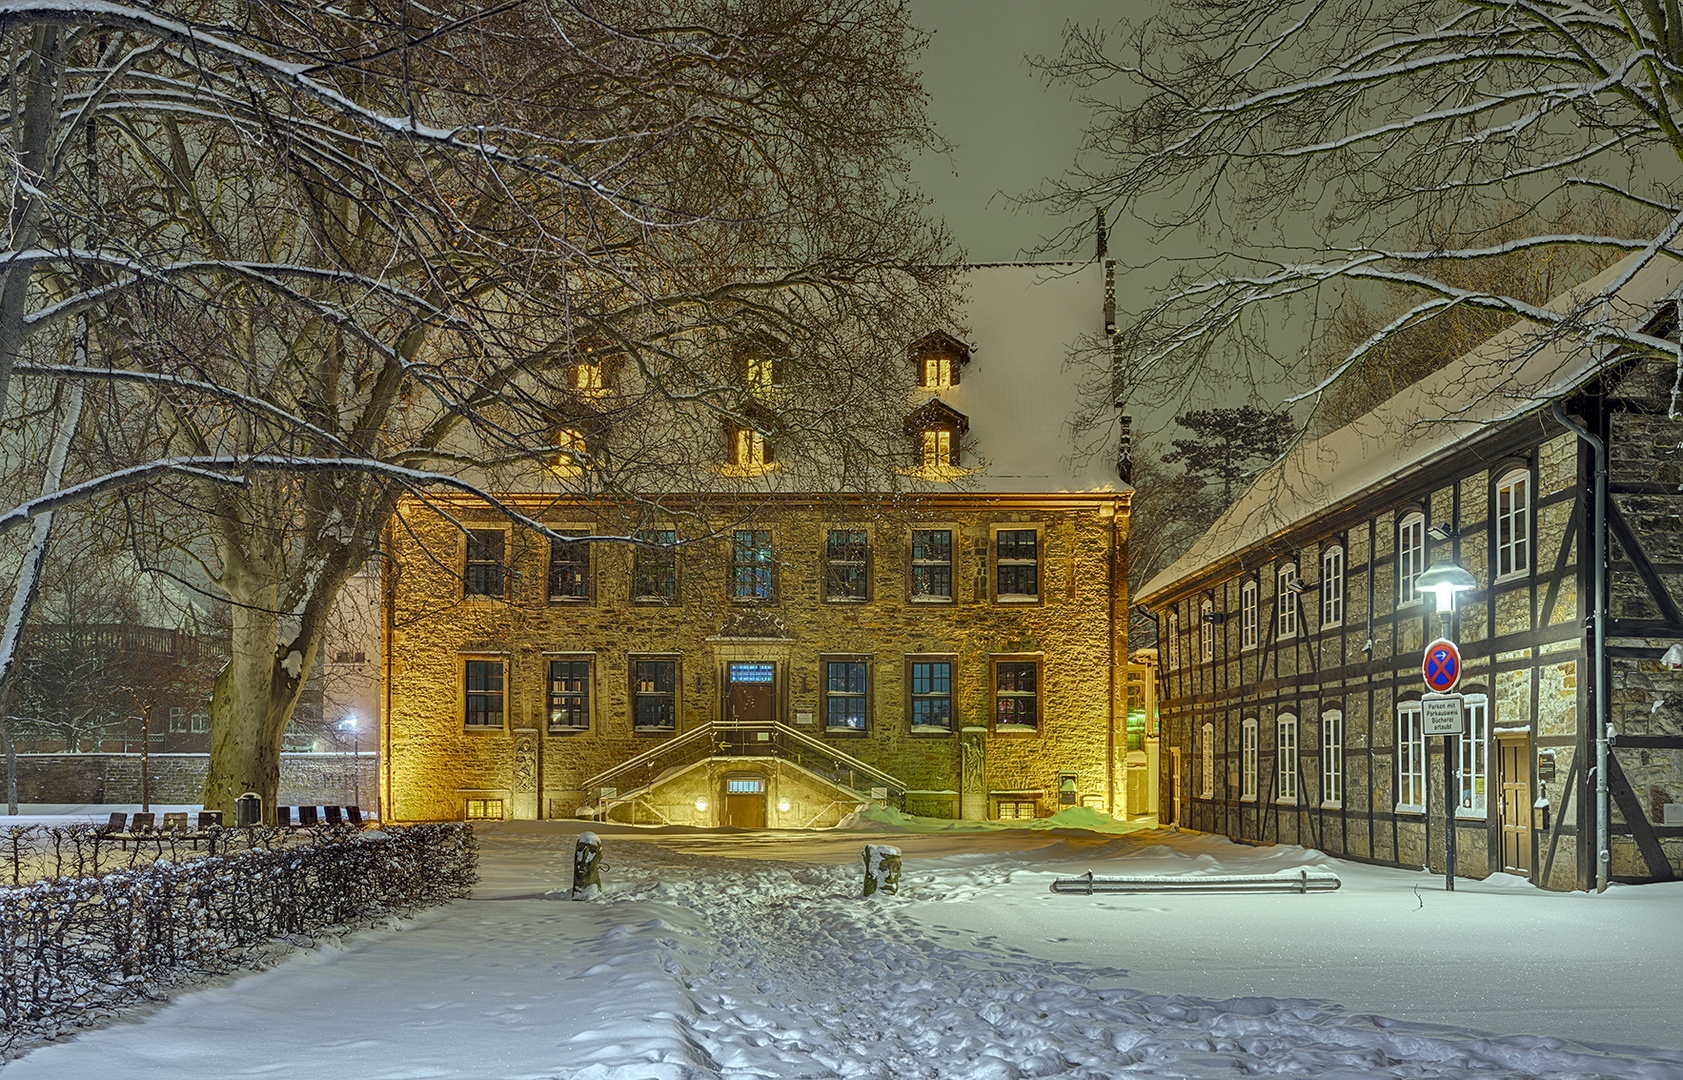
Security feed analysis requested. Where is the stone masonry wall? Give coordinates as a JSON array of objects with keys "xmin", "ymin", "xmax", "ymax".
[{"xmin": 7, "ymin": 752, "xmax": 377, "ymax": 808}]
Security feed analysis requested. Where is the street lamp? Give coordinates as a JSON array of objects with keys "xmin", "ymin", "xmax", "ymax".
[
  {"xmin": 1415, "ymin": 559, "xmax": 1477, "ymax": 892},
  {"xmin": 339, "ymin": 715, "xmax": 358, "ymax": 808}
]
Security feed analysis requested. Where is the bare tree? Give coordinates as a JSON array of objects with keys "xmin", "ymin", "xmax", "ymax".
[
  {"xmin": 1032, "ymin": 1, "xmax": 1683, "ymax": 414},
  {"xmin": 0, "ymin": 1, "xmax": 959, "ymax": 815}
]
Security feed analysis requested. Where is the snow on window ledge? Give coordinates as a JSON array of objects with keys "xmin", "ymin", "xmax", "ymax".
[
  {"xmin": 1395, "ymin": 802, "xmax": 1425, "ymax": 815},
  {"xmin": 1319, "ymin": 800, "xmax": 1342, "ymax": 811},
  {"xmin": 910, "ymin": 724, "xmax": 954, "ymax": 735},
  {"xmin": 995, "ymin": 594, "xmax": 1038, "ymax": 604},
  {"xmin": 993, "ymin": 723, "xmax": 1037, "ymax": 733},
  {"xmin": 1275, "ymin": 797, "xmax": 1297, "ymax": 807}
]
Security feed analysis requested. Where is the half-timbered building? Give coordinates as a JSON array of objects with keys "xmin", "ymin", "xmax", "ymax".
[{"xmin": 1137, "ymin": 255, "xmax": 1683, "ymax": 890}]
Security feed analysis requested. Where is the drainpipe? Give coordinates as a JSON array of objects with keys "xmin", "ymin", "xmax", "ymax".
[{"xmin": 1551, "ymin": 400, "xmax": 1609, "ymax": 893}]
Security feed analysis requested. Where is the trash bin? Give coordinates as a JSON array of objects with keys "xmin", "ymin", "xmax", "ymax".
[{"xmin": 236, "ymin": 792, "xmax": 262, "ymax": 827}]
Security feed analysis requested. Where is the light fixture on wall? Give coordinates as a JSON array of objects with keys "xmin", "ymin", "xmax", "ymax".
[
  {"xmin": 1427, "ymin": 523, "xmax": 1458, "ymax": 542},
  {"xmin": 695, "ymin": 798, "xmax": 708, "ymax": 812},
  {"xmin": 1200, "ymin": 611, "xmax": 1226, "ymax": 624},
  {"xmin": 777, "ymin": 798, "xmax": 791, "ymax": 813}
]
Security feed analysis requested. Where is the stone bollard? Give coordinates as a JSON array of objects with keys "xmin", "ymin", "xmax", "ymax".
[
  {"xmin": 862, "ymin": 844, "xmax": 901, "ymax": 897},
  {"xmin": 572, "ymin": 832, "xmax": 604, "ymax": 900}
]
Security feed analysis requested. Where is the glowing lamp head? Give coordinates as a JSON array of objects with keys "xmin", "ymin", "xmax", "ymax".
[
  {"xmin": 695, "ymin": 798, "xmax": 708, "ymax": 812},
  {"xmin": 777, "ymin": 798, "xmax": 791, "ymax": 813},
  {"xmin": 1415, "ymin": 561, "xmax": 1476, "ymax": 610}
]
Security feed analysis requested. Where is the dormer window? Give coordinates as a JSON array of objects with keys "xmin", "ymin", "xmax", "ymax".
[
  {"xmin": 552, "ymin": 427, "xmax": 591, "ymax": 476},
  {"xmin": 911, "ymin": 332, "xmax": 970, "ymax": 390},
  {"xmin": 735, "ymin": 335, "xmax": 786, "ymax": 394},
  {"xmin": 734, "ymin": 427, "xmax": 769, "ymax": 467},
  {"xmin": 904, "ymin": 398, "xmax": 968, "ymax": 472},
  {"xmin": 573, "ymin": 361, "xmax": 605, "ymax": 396}
]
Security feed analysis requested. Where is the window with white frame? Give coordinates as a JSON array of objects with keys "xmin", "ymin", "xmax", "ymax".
[
  {"xmin": 1495, "ymin": 470, "xmax": 1531, "ymax": 579},
  {"xmin": 1322, "ymin": 545, "xmax": 1345, "ymax": 627},
  {"xmin": 1241, "ymin": 719, "xmax": 1258, "ymax": 800},
  {"xmin": 1459, "ymin": 694, "xmax": 1490, "ymax": 817},
  {"xmin": 1276, "ymin": 714, "xmax": 1298, "ymax": 802},
  {"xmin": 1199, "ymin": 599, "xmax": 1214, "ymax": 662},
  {"xmin": 1201, "ymin": 722, "xmax": 1215, "ymax": 798},
  {"xmin": 1321, "ymin": 709, "xmax": 1343, "ymax": 807},
  {"xmin": 1241, "ymin": 579, "xmax": 1259, "ymax": 650},
  {"xmin": 1396, "ymin": 701, "xmax": 1426, "ymax": 811},
  {"xmin": 1167, "ymin": 611, "xmax": 1180, "ymax": 669},
  {"xmin": 1277, "ymin": 564, "xmax": 1299, "ymax": 638},
  {"xmin": 1398, "ymin": 512, "xmax": 1426, "ymax": 605}
]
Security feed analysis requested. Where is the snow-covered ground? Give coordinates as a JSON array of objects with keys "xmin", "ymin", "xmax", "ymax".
[{"xmin": 5, "ymin": 810, "xmax": 1682, "ymax": 1079}]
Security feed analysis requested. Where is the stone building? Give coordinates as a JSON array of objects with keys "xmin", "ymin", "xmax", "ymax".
[
  {"xmin": 380, "ymin": 263, "xmax": 1135, "ymax": 826},
  {"xmin": 1137, "ymin": 254, "xmax": 1683, "ymax": 890}
]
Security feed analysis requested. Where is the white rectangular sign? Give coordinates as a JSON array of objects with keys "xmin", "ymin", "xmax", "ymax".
[{"xmin": 1422, "ymin": 694, "xmax": 1465, "ymax": 736}]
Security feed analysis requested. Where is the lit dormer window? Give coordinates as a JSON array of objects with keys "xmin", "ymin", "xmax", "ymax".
[
  {"xmin": 551, "ymin": 427, "xmax": 591, "ymax": 477},
  {"xmin": 573, "ymin": 361, "xmax": 605, "ymax": 396},
  {"xmin": 911, "ymin": 332, "xmax": 970, "ymax": 390},
  {"xmin": 734, "ymin": 427, "xmax": 769, "ymax": 467},
  {"xmin": 922, "ymin": 429, "xmax": 952, "ymax": 468},
  {"xmin": 904, "ymin": 398, "xmax": 968, "ymax": 474}
]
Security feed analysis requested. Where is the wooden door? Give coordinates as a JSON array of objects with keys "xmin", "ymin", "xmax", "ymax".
[
  {"xmin": 723, "ymin": 793, "xmax": 767, "ymax": 827},
  {"xmin": 727, "ymin": 661, "xmax": 776, "ymax": 722},
  {"xmin": 1497, "ymin": 737, "xmax": 1532, "ymax": 873}
]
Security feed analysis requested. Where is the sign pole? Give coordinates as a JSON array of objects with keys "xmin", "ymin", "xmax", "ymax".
[
  {"xmin": 1444, "ymin": 734, "xmax": 1456, "ymax": 892},
  {"xmin": 1422, "ymin": 638, "xmax": 1465, "ymax": 893}
]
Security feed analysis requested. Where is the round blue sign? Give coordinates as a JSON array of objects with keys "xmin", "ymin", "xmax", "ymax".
[{"xmin": 1423, "ymin": 638, "xmax": 1462, "ymax": 693}]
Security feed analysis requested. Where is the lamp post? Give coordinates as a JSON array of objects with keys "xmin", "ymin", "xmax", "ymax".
[
  {"xmin": 339, "ymin": 715, "xmax": 358, "ymax": 808},
  {"xmin": 1416, "ymin": 560, "xmax": 1477, "ymax": 892}
]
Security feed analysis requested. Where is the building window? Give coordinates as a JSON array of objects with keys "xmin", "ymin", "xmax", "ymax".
[
  {"xmin": 729, "ymin": 425, "xmax": 772, "ymax": 470},
  {"xmin": 464, "ymin": 659, "xmax": 505, "ymax": 729},
  {"xmin": 825, "ymin": 529, "xmax": 869, "ymax": 602},
  {"xmin": 921, "ymin": 428, "xmax": 956, "ymax": 468},
  {"xmin": 1199, "ymin": 599, "xmax": 1214, "ymax": 662},
  {"xmin": 1276, "ymin": 714, "xmax": 1298, "ymax": 802},
  {"xmin": 994, "ymin": 659, "xmax": 1039, "ymax": 730},
  {"xmin": 1460, "ymin": 694, "xmax": 1489, "ymax": 817},
  {"xmin": 548, "ymin": 533, "xmax": 590, "ymax": 602},
  {"xmin": 632, "ymin": 658, "xmax": 677, "ymax": 732},
  {"xmin": 1321, "ymin": 709, "xmax": 1343, "ymax": 807},
  {"xmin": 995, "ymin": 529, "xmax": 1039, "ymax": 602},
  {"xmin": 169, "ymin": 707, "xmax": 187, "ymax": 733},
  {"xmin": 551, "ymin": 427, "xmax": 590, "ymax": 476},
  {"xmin": 547, "ymin": 658, "xmax": 591, "ymax": 731},
  {"xmin": 910, "ymin": 529, "xmax": 954, "ymax": 602},
  {"xmin": 464, "ymin": 529, "xmax": 505, "ymax": 598},
  {"xmin": 1166, "ymin": 611, "xmax": 1180, "ymax": 670},
  {"xmin": 633, "ymin": 529, "xmax": 677, "ymax": 601},
  {"xmin": 905, "ymin": 400, "xmax": 968, "ymax": 472},
  {"xmin": 1322, "ymin": 545, "xmax": 1345, "ymax": 627},
  {"xmin": 1398, "ymin": 512, "xmax": 1426, "ymax": 606},
  {"xmin": 824, "ymin": 659, "xmax": 868, "ymax": 731},
  {"xmin": 573, "ymin": 359, "xmax": 606, "ymax": 396},
  {"xmin": 1397, "ymin": 701, "xmax": 1426, "ymax": 811},
  {"xmin": 731, "ymin": 529, "xmax": 774, "ymax": 600},
  {"xmin": 995, "ymin": 799, "xmax": 1037, "ymax": 821},
  {"xmin": 1495, "ymin": 470, "xmax": 1531, "ymax": 579},
  {"xmin": 1200, "ymin": 722, "xmax": 1215, "ymax": 798},
  {"xmin": 464, "ymin": 798, "xmax": 504, "ymax": 821},
  {"xmin": 1241, "ymin": 718, "xmax": 1258, "ymax": 801},
  {"xmin": 190, "ymin": 710, "xmax": 209, "ymax": 733},
  {"xmin": 907, "ymin": 659, "xmax": 954, "ymax": 732},
  {"xmin": 1277, "ymin": 563, "xmax": 1299, "ymax": 638},
  {"xmin": 912, "ymin": 332, "xmax": 968, "ymax": 389},
  {"xmin": 1240, "ymin": 579, "xmax": 1258, "ymax": 650}
]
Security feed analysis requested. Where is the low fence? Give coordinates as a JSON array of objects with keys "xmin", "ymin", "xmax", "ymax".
[{"xmin": 0, "ymin": 822, "xmax": 477, "ymax": 1053}]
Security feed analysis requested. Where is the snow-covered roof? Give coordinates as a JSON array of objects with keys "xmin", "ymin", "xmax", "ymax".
[{"xmin": 1136, "ymin": 252, "xmax": 1683, "ymax": 608}]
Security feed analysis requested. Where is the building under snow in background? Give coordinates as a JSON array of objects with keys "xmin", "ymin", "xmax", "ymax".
[
  {"xmin": 1138, "ymin": 255, "xmax": 1683, "ymax": 891},
  {"xmin": 379, "ymin": 263, "xmax": 1139, "ymax": 827}
]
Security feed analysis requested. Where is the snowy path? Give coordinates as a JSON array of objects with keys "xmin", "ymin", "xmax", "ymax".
[{"xmin": 5, "ymin": 822, "xmax": 1683, "ymax": 1079}]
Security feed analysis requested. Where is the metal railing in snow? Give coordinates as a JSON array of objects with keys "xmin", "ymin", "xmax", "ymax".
[{"xmin": 1049, "ymin": 869, "xmax": 1341, "ymax": 894}]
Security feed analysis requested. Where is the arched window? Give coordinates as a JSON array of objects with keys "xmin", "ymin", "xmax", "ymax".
[
  {"xmin": 1494, "ymin": 469, "xmax": 1531, "ymax": 579},
  {"xmin": 1276, "ymin": 713, "xmax": 1298, "ymax": 802},
  {"xmin": 1240, "ymin": 579, "xmax": 1259, "ymax": 650},
  {"xmin": 1199, "ymin": 598, "xmax": 1214, "ymax": 662},
  {"xmin": 1398, "ymin": 511, "xmax": 1426, "ymax": 605},
  {"xmin": 1277, "ymin": 563, "xmax": 1300, "ymax": 638},
  {"xmin": 1321, "ymin": 545, "xmax": 1345, "ymax": 627},
  {"xmin": 1459, "ymin": 693, "xmax": 1490, "ymax": 818},
  {"xmin": 1166, "ymin": 610, "xmax": 1180, "ymax": 670},
  {"xmin": 1320, "ymin": 709, "xmax": 1343, "ymax": 807},
  {"xmin": 1241, "ymin": 718, "xmax": 1258, "ymax": 801},
  {"xmin": 1201, "ymin": 722, "xmax": 1215, "ymax": 798},
  {"xmin": 1396, "ymin": 700, "xmax": 1426, "ymax": 811}
]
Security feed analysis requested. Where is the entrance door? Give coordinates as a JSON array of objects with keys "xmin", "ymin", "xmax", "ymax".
[
  {"xmin": 722, "ymin": 776, "xmax": 767, "ymax": 828},
  {"xmin": 1497, "ymin": 737, "xmax": 1532, "ymax": 873},
  {"xmin": 727, "ymin": 661, "xmax": 776, "ymax": 722},
  {"xmin": 1170, "ymin": 747, "xmax": 1184, "ymax": 826}
]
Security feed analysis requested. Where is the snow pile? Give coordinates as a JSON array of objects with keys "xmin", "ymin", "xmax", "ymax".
[{"xmin": 838, "ymin": 804, "xmax": 1150, "ymax": 835}]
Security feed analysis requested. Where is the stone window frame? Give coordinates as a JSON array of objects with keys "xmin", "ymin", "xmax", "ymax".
[
  {"xmin": 1396, "ymin": 698, "xmax": 1427, "ymax": 812},
  {"xmin": 1458, "ymin": 691, "xmax": 1490, "ymax": 819},
  {"xmin": 1493, "ymin": 465, "xmax": 1533, "ymax": 582},
  {"xmin": 991, "ymin": 524, "xmax": 1042, "ymax": 605},
  {"xmin": 631, "ymin": 528, "xmax": 678, "ymax": 604},
  {"xmin": 461, "ymin": 653, "xmax": 509, "ymax": 732},
  {"xmin": 1240, "ymin": 578, "xmax": 1259, "ymax": 651},
  {"xmin": 820, "ymin": 654, "xmax": 871, "ymax": 736},
  {"xmin": 547, "ymin": 526, "xmax": 594, "ymax": 604},
  {"xmin": 463, "ymin": 527, "xmax": 508, "ymax": 600},
  {"xmin": 630, "ymin": 654, "xmax": 681, "ymax": 735},
  {"xmin": 822, "ymin": 525, "xmax": 872, "ymax": 603},
  {"xmin": 905, "ymin": 654, "xmax": 957, "ymax": 736},
  {"xmin": 1320, "ymin": 707, "xmax": 1344, "ymax": 808},
  {"xmin": 1275, "ymin": 712, "xmax": 1299, "ymax": 804},
  {"xmin": 543, "ymin": 652, "xmax": 594, "ymax": 734},
  {"xmin": 991, "ymin": 654, "xmax": 1043, "ymax": 734},
  {"xmin": 1397, "ymin": 509, "xmax": 1427, "ymax": 607},
  {"xmin": 464, "ymin": 798, "xmax": 505, "ymax": 821},
  {"xmin": 1240, "ymin": 717, "xmax": 1258, "ymax": 801},
  {"xmin": 908, "ymin": 525, "xmax": 959, "ymax": 605},
  {"xmin": 1200, "ymin": 722, "xmax": 1215, "ymax": 798},
  {"xmin": 1321, "ymin": 543, "xmax": 1345, "ymax": 628},
  {"xmin": 1277, "ymin": 562, "xmax": 1300, "ymax": 639}
]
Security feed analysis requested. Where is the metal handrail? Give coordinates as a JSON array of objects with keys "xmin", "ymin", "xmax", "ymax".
[{"xmin": 582, "ymin": 724, "xmax": 714, "ymax": 792}]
